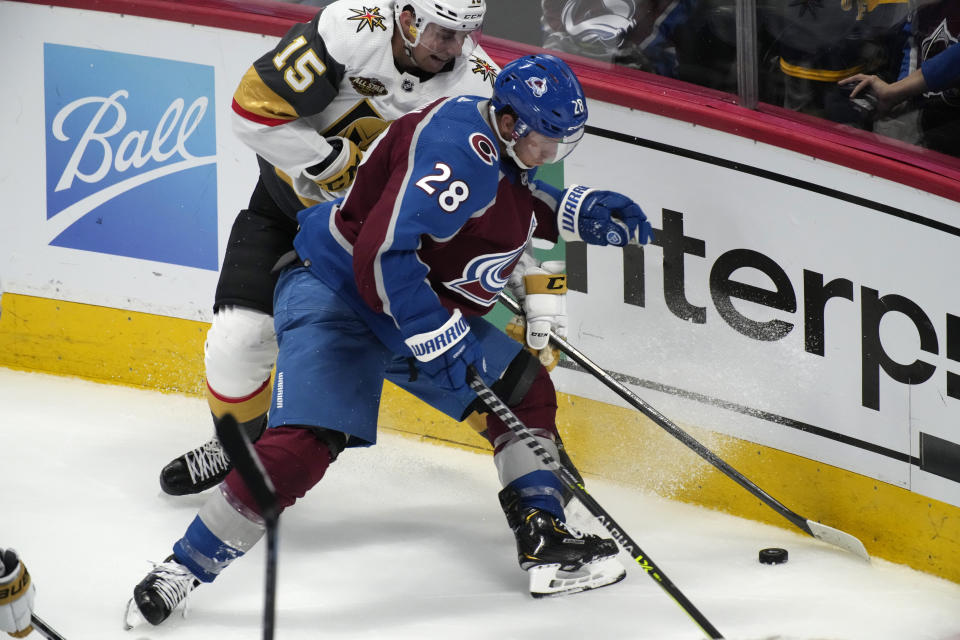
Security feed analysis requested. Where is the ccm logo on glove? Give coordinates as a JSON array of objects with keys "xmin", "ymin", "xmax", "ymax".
[{"xmin": 525, "ymin": 273, "xmax": 567, "ymax": 293}]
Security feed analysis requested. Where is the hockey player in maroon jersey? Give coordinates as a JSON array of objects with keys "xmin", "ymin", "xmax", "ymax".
[
  {"xmin": 126, "ymin": 53, "xmax": 652, "ymax": 626},
  {"xmin": 159, "ymin": 0, "xmax": 500, "ymax": 496}
]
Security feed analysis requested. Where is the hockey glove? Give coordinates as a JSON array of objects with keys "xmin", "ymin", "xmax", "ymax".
[
  {"xmin": 0, "ymin": 549, "xmax": 35, "ymax": 638},
  {"xmin": 506, "ymin": 260, "xmax": 567, "ymax": 370},
  {"xmin": 557, "ymin": 185, "xmax": 652, "ymax": 247},
  {"xmin": 303, "ymin": 136, "xmax": 363, "ymax": 195},
  {"xmin": 405, "ymin": 310, "xmax": 486, "ymax": 393}
]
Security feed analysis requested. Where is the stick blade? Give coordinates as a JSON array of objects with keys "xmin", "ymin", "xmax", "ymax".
[
  {"xmin": 215, "ymin": 414, "xmax": 277, "ymax": 520},
  {"xmin": 807, "ymin": 520, "xmax": 870, "ymax": 560}
]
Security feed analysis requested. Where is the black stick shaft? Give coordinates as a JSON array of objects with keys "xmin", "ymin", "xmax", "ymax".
[
  {"xmin": 215, "ymin": 414, "xmax": 279, "ymax": 640},
  {"xmin": 468, "ymin": 368, "xmax": 723, "ymax": 639},
  {"xmin": 264, "ymin": 519, "xmax": 277, "ymax": 640},
  {"xmin": 30, "ymin": 614, "xmax": 66, "ymax": 640}
]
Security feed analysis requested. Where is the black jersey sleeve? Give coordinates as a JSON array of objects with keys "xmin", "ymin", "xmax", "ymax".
[{"xmin": 250, "ymin": 13, "xmax": 347, "ymax": 118}]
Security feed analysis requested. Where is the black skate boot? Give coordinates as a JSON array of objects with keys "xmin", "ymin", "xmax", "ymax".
[
  {"xmin": 159, "ymin": 436, "xmax": 232, "ymax": 495},
  {"xmin": 160, "ymin": 415, "xmax": 267, "ymax": 495},
  {"xmin": 124, "ymin": 555, "xmax": 200, "ymax": 627},
  {"xmin": 499, "ymin": 486, "xmax": 625, "ymax": 597}
]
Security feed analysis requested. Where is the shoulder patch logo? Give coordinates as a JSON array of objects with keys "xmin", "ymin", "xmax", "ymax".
[
  {"xmin": 469, "ymin": 132, "xmax": 498, "ymax": 166},
  {"xmin": 470, "ymin": 56, "xmax": 498, "ymax": 82},
  {"xmin": 347, "ymin": 7, "xmax": 388, "ymax": 32},
  {"xmin": 349, "ymin": 76, "xmax": 388, "ymax": 97}
]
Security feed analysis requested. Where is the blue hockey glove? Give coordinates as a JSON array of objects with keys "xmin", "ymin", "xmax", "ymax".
[
  {"xmin": 404, "ymin": 310, "xmax": 486, "ymax": 393},
  {"xmin": 557, "ymin": 185, "xmax": 652, "ymax": 247}
]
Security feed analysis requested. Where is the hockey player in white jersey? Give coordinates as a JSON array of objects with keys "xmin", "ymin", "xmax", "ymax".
[{"xmin": 159, "ymin": 0, "xmax": 500, "ymax": 496}]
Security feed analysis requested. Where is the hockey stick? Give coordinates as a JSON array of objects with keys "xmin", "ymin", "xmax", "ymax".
[
  {"xmin": 497, "ymin": 292, "xmax": 869, "ymax": 560},
  {"xmin": 30, "ymin": 614, "xmax": 66, "ymax": 640},
  {"xmin": 215, "ymin": 415, "xmax": 278, "ymax": 640},
  {"xmin": 467, "ymin": 367, "xmax": 723, "ymax": 639}
]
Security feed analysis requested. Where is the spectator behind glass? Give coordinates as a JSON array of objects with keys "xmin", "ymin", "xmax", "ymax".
[
  {"xmin": 840, "ymin": 1, "xmax": 959, "ymax": 157},
  {"xmin": 759, "ymin": 0, "xmax": 909, "ymax": 128},
  {"xmin": 540, "ymin": 0, "xmax": 756, "ymax": 94}
]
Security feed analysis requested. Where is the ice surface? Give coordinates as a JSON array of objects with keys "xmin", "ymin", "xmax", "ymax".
[{"xmin": 2, "ymin": 368, "xmax": 958, "ymax": 640}]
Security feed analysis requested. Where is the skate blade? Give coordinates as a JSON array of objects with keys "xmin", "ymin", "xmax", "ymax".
[
  {"xmin": 122, "ymin": 595, "xmax": 190, "ymax": 629},
  {"xmin": 122, "ymin": 597, "xmax": 145, "ymax": 630},
  {"xmin": 528, "ymin": 556, "xmax": 627, "ymax": 598}
]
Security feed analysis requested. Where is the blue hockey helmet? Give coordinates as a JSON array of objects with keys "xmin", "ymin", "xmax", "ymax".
[{"xmin": 491, "ymin": 54, "xmax": 587, "ymax": 166}]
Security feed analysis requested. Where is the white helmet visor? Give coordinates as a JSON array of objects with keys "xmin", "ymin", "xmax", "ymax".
[{"xmin": 514, "ymin": 127, "xmax": 585, "ymax": 166}]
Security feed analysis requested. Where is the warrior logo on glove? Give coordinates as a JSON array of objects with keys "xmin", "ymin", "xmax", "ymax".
[{"xmin": 558, "ymin": 184, "xmax": 651, "ymax": 247}]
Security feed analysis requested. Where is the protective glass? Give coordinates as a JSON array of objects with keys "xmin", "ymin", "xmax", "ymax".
[
  {"xmin": 417, "ymin": 22, "xmax": 482, "ymax": 58},
  {"xmin": 515, "ymin": 127, "xmax": 585, "ymax": 166}
]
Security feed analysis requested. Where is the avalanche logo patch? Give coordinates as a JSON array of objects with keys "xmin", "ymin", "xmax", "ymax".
[
  {"xmin": 526, "ymin": 77, "xmax": 548, "ymax": 97},
  {"xmin": 347, "ymin": 6, "xmax": 388, "ymax": 32},
  {"xmin": 445, "ymin": 243, "xmax": 527, "ymax": 307},
  {"xmin": 469, "ymin": 132, "xmax": 497, "ymax": 165},
  {"xmin": 43, "ymin": 44, "xmax": 218, "ymax": 269}
]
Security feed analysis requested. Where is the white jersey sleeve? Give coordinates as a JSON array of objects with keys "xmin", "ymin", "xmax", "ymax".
[{"xmin": 230, "ymin": 0, "xmax": 500, "ymax": 206}]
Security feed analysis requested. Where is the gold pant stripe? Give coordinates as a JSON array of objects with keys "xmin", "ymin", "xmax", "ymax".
[{"xmin": 206, "ymin": 378, "xmax": 272, "ymax": 423}]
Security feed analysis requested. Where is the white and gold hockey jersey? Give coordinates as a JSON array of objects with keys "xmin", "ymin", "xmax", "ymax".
[{"xmin": 231, "ymin": 1, "xmax": 500, "ymax": 214}]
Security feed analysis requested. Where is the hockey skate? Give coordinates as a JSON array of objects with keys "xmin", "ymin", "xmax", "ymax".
[
  {"xmin": 160, "ymin": 436, "xmax": 232, "ymax": 495},
  {"xmin": 123, "ymin": 555, "xmax": 200, "ymax": 628},
  {"xmin": 499, "ymin": 487, "xmax": 626, "ymax": 598}
]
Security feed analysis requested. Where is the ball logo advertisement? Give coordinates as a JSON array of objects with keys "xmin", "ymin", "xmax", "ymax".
[{"xmin": 43, "ymin": 44, "xmax": 218, "ymax": 270}]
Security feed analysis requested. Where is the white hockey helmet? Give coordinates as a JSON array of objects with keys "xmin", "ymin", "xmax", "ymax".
[{"xmin": 395, "ymin": 0, "xmax": 486, "ymax": 57}]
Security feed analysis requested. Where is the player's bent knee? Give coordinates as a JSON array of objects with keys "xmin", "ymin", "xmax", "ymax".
[
  {"xmin": 224, "ymin": 425, "xmax": 346, "ymax": 514},
  {"xmin": 205, "ymin": 306, "xmax": 279, "ymax": 397}
]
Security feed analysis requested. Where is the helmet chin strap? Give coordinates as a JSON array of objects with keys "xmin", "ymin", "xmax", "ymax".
[
  {"xmin": 396, "ymin": 11, "xmax": 421, "ymax": 67},
  {"xmin": 488, "ymin": 104, "xmax": 534, "ymax": 170}
]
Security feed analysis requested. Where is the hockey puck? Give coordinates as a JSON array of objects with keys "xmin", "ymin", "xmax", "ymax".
[{"xmin": 759, "ymin": 547, "xmax": 788, "ymax": 564}]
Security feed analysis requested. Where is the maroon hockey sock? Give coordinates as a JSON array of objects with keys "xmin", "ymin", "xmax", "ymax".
[
  {"xmin": 224, "ymin": 425, "xmax": 332, "ymax": 515},
  {"xmin": 485, "ymin": 365, "xmax": 560, "ymax": 452}
]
